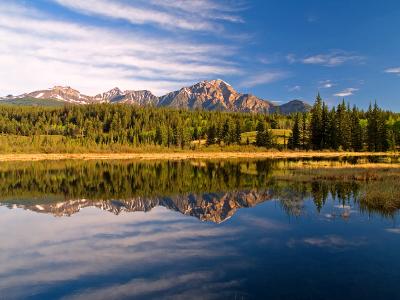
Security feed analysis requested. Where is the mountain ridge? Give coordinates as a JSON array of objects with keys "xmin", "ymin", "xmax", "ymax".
[{"xmin": 0, "ymin": 80, "xmax": 311, "ymax": 114}]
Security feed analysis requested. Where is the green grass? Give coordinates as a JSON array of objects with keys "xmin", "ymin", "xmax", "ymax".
[
  {"xmin": 241, "ymin": 129, "xmax": 292, "ymax": 145},
  {"xmin": 358, "ymin": 178, "xmax": 400, "ymax": 216}
]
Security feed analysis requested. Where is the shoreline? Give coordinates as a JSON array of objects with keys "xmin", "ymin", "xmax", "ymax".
[{"xmin": 0, "ymin": 151, "xmax": 398, "ymax": 162}]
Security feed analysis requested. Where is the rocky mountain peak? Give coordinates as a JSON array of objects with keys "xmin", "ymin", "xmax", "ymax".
[{"xmin": 2, "ymin": 80, "xmax": 311, "ymax": 114}]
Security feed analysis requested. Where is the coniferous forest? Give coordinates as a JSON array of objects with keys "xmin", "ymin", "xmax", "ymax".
[{"xmin": 0, "ymin": 94, "xmax": 399, "ymax": 153}]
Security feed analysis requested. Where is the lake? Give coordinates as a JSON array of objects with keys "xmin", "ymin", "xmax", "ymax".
[{"xmin": 0, "ymin": 158, "xmax": 399, "ymax": 300}]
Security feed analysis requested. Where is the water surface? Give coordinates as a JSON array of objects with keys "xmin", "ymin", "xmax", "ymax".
[{"xmin": 0, "ymin": 158, "xmax": 399, "ymax": 300}]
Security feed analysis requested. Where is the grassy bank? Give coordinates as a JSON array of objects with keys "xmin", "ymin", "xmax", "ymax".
[{"xmin": 0, "ymin": 151, "xmax": 398, "ymax": 162}]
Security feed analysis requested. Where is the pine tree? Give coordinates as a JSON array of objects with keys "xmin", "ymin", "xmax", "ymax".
[
  {"xmin": 206, "ymin": 125, "xmax": 216, "ymax": 146},
  {"xmin": 321, "ymin": 102, "xmax": 330, "ymax": 149},
  {"xmin": 221, "ymin": 120, "xmax": 230, "ymax": 145},
  {"xmin": 255, "ymin": 121, "xmax": 266, "ymax": 147},
  {"xmin": 301, "ymin": 113, "xmax": 308, "ymax": 150},
  {"xmin": 234, "ymin": 119, "xmax": 241, "ymax": 144},
  {"xmin": 154, "ymin": 126, "xmax": 162, "ymax": 145},
  {"xmin": 336, "ymin": 100, "xmax": 351, "ymax": 150},
  {"xmin": 289, "ymin": 113, "xmax": 301, "ymax": 149},
  {"xmin": 350, "ymin": 106, "xmax": 363, "ymax": 151},
  {"xmin": 310, "ymin": 93, "xmax": 323, "ymax": 149}
]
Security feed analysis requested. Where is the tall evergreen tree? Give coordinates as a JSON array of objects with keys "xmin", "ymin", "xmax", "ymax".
[
  {"xmin": 255, "ymin": 121, "xmax": 266, "ymax": 147},
  {"xmin": 310, "ymin": 93, "xmax": 323, "ymax": 149},
  {"xmin": 321, "ymin": 102, "xmax": 330, "ymax": 149},
  {"xmin": 289, "ymin": 113, "xmax": 301, "ymax": 149},
  {"xmin": 154, "ymin": 126, "xmax": 162, "ymax": 145},
  {"xmin": 301, "ymin": 113, "xmax": 309, "ymax": 150},
  {"xmin": 336, "ymin": 100, "xmax": 351, "ymax": 150},
  {"xmin": 234, "ymin": 119, "xmax": 241, "ymax": 144},
  {"xmin": 367, "ymin": 102, "xmax": 390, "ymax": 151},
  {"xmin": 206, "ymin": 125, "xmax": 216, "ymax": 146},
  {"xmin": 350, "ymin": 106, "xmax": 363, "ymax": 151}
]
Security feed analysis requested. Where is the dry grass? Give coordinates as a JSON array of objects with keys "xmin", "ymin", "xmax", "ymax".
[
  {"xmin": 0, "ymin": 151, "xmax": 397, "ymax": 162},
  {"xmin": 359, "ymin": 178, "xmax": 400, "ymax": 216}
]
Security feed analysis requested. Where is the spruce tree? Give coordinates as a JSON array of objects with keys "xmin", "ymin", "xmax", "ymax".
[
  {"xmin": 301, "ymin": 113, "xmax": 309, "ymax": 150},
  {"xmin": 350, "ymin": 106, "xmax": 363, "ymax": 151},
  {"xmin": 336, "ymin": 100, "xmax": 351, "ymax": 150},
  {"xmin": 234, "ymin": 119, "xmax": 241, "ymax": 144},
  {"xmin": 310, "ymin": 93, "xmax": 323, "ymax": 149},
  {"xmin": 289, "ymin": 113, "xmax": 301, "ymax": 149},
  {"xmin": 321, "ymin": 102, "xmax": 330, "ymax": 149},
  {"xmin": 222, "ymin": 120, "xmax": 230, "ymax": 145},
  {"xmin": 154, "ymin": 126, "xmax": 162, "ymax": 145},
  {"xmin": 206, "ymin": 125, "xmax": 216, "ymax": 146},
  {"xmin": 255, "ymin": 121, "xmax": 266, "ymax": 147},
  {"xmin": 324, "ymin": 107, "xmax": 336, "ymax": 149}
]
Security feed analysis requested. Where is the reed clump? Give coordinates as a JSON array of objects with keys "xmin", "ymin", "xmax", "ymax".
[{"xmin": 358, "ymin": 178, "xmax": 400, "ymax": 216}]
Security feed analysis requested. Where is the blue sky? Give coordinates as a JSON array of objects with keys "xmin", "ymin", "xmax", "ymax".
[{"xmin": 0, "ymin": 0, "xmax": 399, "ymax": 110}]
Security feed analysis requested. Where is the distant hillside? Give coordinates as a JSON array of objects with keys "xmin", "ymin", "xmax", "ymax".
[
  {"xmin": 0, "ymin": 97, "xmax": 66, "ymax": 107},
  {"xmin": 271, "ymin": 100, "xmax": 311, "ymax": 114},
  {"xmin": 0, "ymin": 80, "xmax": 311, "ymax": 114}
]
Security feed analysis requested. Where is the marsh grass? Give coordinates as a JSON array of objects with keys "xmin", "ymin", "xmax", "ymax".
[
  {"xmin": 282, "ymin": 167, "xmax": 399, "ymax": 181},
  {"xmin": 358, "ymin": 178, "xmax": 400, "ymax": 216},
  {"xmin": 278, "ymin": 165, "xmax": 400, "ymax": 216}
]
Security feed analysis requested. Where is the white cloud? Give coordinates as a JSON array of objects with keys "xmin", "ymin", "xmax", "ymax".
[
  {"xmin": 334, "ymin": 88, "xmax": 359, "ymax": 97},
  {"xmin": 384, "ymin": 67, "xmax": 400, "ymax": 74},
  {"xmin": 53, "ymin": 0, "xmax": 243, "ymax": 32},
  {"xmin": 239, "ymin": 71, "xmax": 288, "ymax": 88},
  {"xmin": 302, "ymin": 51, "xmax": 364, "ymax": 67},
  {"xmin": 320, "ymin": 80, "xmax": 334, "ymax": 88},
  {"xmin": 0, "ymin": 2, "xmax": 240, "ymax": 96},
  {"xmin": 286, "ymin": 54, "xmax": 296, "ymax": 64},
  {"xmin": 149, "ymin": 0, "xmax": 246, "ymax": 23},
  {"xmin": 289, "ymin": 85, "xmax": 301, "ymax": 92}
]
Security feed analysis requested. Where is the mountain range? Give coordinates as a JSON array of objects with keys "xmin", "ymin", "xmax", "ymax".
[{"xmin": 0, "ymin": 79, "xmax": 310, "ymax": 114}]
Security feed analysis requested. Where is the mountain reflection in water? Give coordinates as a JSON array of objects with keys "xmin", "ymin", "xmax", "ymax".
[
  {"xmin": 0, "ymin": 158, "xmax": 398, "ymax": 220},
  {"xmin": 4, "ymin": 191, "xmax": 271, "ymax": 223}
]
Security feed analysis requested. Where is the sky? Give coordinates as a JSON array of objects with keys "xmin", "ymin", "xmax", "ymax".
[{"xmin": 0, "ymin": 0, "xmax": 399, "ymax": 110}]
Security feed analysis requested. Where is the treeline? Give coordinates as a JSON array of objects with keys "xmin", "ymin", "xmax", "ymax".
[
  {"xmin": 0, "ymin": 98, "xmax": 399, "ymax": 152},
  {"xmin": 0, "ymin": 104, "xmax": 288, "ymax": 149},
  {"xmin": 288, "ymin": 94, "xmax": 400, "ymax": 151}
]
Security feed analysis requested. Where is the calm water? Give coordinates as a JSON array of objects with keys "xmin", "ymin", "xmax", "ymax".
[{"xmin": 0, "ymin": 159, "xmax": 399, "ymax": 300}]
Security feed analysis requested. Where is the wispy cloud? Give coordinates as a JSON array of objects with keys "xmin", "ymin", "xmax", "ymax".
[
  {"xmin": 149, "ymin": 0, "xmax": 246, "ymax": 23},
  {"xmin": 289, "ymin": 85, "xmax": 301, "ymax": 92},
  {"xmin": 0, "ymin": 2, "xmax": 240, "ymax": 96},
  {"xmin": 384, "ymin": 67, "xmax": 400, "ymax": 74},
  {"xmin": 307, "ymin": 15, "xmax": 318, "ymax": 23},
  {"xmin": 287, "ymin": 51, "xmax": 364, "ymax": 67},
  {"xmin": 303, "ymin": 52, "xmax": 364, "ymax": 67},
  {"xmin": 286, "ymin": 54, "xmax": 296, "ymax": 64},
  {"xmin": 239, "ymin": 71, "xmax": 288, "ymax": 88},
  {"xmin": 320, "ymin": 80, "xmax": 334, "ymax": 88},
  {"xmin": 334, "ymin": 88, "xmax": 358, "ymax": 97},
  {"xmin": 53, "ymin": 0, "xmax": 243, "ymax": 32}
]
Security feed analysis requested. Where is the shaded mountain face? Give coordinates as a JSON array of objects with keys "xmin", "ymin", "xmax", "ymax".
[
  {"xmin": 272, "ymin": 100, "xmax": 311, "ymax": 114},
  {"xmin": 1, "ymin": 191, "xmax": 271, "ymax": 223},
  {"xmin": 1, "ymin": 80, "xmax": 310, "ymax": 114},
  {"xmin": 95, "ymin": 88, "xmax": 159, "ymax": 105}
]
